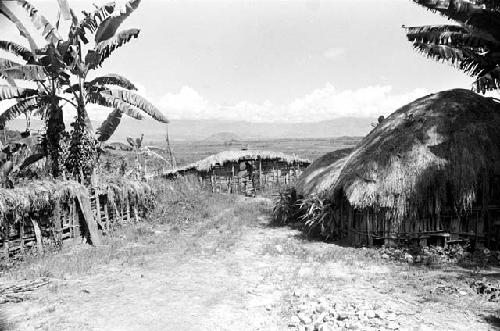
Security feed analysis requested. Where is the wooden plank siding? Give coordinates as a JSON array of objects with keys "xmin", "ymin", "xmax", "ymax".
[{"xmin": 200, "ymin": 159, "xmax": 306, "ymax": 194}]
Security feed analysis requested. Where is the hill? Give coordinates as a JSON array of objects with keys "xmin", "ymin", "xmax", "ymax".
[
  {"xmin": 4, "ymin": 117, "xmax": 375, "ymax": 142},
  {"xmin": 203, "ymin": 132, "xmax": 241, "ymax": 142}
]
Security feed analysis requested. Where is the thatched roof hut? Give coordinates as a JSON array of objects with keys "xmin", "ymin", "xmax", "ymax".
[
  {"xmin": 292, "ymin": 89, "xmax": 500, "ymax": 247},
  {"xmin": 165, "ymin": 150, "xmax": 311, "ymax": 177}
]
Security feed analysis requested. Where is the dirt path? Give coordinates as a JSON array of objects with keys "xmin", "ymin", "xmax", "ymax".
[{"xmin": 2, "ymin": 197, "xmax": 499, "ymax": 330}]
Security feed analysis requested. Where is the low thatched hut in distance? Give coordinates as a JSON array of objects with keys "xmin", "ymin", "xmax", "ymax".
[
  {"xmin": 165, "ymin": 150, "xmax": 311, "ymax": 194},
  {"xmin": 293, "ymin": 89, "xmax": 500, "ymax": 248}
]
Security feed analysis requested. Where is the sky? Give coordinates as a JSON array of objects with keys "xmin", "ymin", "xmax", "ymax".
[{"xmin": 0, "ymin": 0, "xmax": 478, "ymax": 123}]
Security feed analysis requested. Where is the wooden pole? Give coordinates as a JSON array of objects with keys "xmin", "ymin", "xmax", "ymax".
[
  {"xmin": 71, "ymin": 200, "xmax": 76, "ymax": 240},
  {"xmin": 348, "ymin": 206, "xmax": 354, "ymax": 245},
  {"xmin": 19, "ymin": 215, "xmax": 25, "ymax": 254},
  {"xmin": 53, "ymin": 202, "xmax": 62, "ymax": 245},
  {"xmin": 104, "ymin": 203, "xmax": 110, "ymax": 231},
  {"xmin": 126, "ymin": 199, "xmax": 131, "ymax": 222},
  {"xmin": 31, "ymin": 218, "xmax": 43, "ymax": 254},
  {"xmin": 366, "ymin": 210, "xmax": 373, "ymax": 247},
  {"xmin": 134, "ymin": 205, "xmax": 140, "ymax": 222},
  {"xmin": 95, "ymin": 194, "xmax": 102, "ymax": 231},
  {"xmin": 3, "ymin": 219, "xmax": 10, "ymax": 260},
  {"xmin": 258, "ymin": 158, "xmax": 262, "ymax": 190},
  {"xmin": 75, "ymin": 194, "xmax": 102, "ymax": 246},
  {"xmin": 231, "ymin": 164, "xmax": 235, "ymax": 193}
]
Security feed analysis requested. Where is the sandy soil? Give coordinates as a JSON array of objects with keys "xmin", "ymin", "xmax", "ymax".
[{"xmin": 2, "ymin": 197, "xmax": 499, "ymax": 331}]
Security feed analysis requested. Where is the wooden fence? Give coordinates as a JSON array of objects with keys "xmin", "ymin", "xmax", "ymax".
[{"xmin": 0, "ymin": 181, "xmax": 150, "ymax": 261}]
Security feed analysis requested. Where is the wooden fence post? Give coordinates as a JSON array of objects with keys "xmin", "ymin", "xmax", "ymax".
[
  {"xmin": 71, "ymin": 200, "xmax": 77, "ymax": 241},
  {"xmin": 126, "ymin": 199, "xmax": 131, "ymax": 222},
  {"xmin": 95, "ymin": 194, "xmax": 103, "ymax": 231},
  {"xmin": 366, "ymin": 210, "xmax": 373, "ymax": 247},
  {"xmin": 3, "ymin": 219, "xmax": 10, "ymax": 260},
  {"xmin": 31, "ymin": 218, "xmax": 43, "ymax": 254},
  {"xmin": 258, "ymin": 158, "xmax": 262, "ymax": 190},
  {"xmin": 54, "ymin": 202, "xmax": 62, "ymax": 245},
  {"xmin": 19, "ymin": 215, "xmax": 25, "ymax": 255},
  {"xmin": 75, "ymin": 194, "xmax": 102, "ymax": 246},
  {"xmin": 104, "ymin": 203, "xmax": 110, "ymax": 231},
  {"xmin": 134, "ymin": 204, "xmax": 140, "ymax": 222}
]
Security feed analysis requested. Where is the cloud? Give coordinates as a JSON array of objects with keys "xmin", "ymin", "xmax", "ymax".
[
  {"xmin": 323, "ymin": 47, "xmax": 346, "ymax": 60},
  {"xmin": 0, "ymin": 83, "xmax": 428, "ymax": 125},
  {"xmin": 157, "ymin": 84, "xmax": 429, "ymax": 123}
]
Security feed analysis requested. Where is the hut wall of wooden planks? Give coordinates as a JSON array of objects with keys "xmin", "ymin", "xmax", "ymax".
[
  {"xmin": 0, "ymin": 179, "xmax": 152, "ymax": 261},
  {"xmin": 165, "ymin": 150, "xmax": 311, "ymax": 195},
  {"xmin": 306, "ymin": 177, "xmax": 500, "ymax": 249}
]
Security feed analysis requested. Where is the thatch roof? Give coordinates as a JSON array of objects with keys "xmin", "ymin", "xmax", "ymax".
[
  {"xmin": 0, "ymin": 180, "xmax": 87, "ymax": 215},
  {"xmin": 295, "ymin": 148, "xmax": 353, "ymax": 196},
  {"xmin": 297, "ymin": 89, "xmax": 500, "ymax": 219},
  {"xmin": 164, "ymin": 150, "xmax": 311, "ymax": 176},
  {"xmin": 95, "ymin": 178, "xmax": 152, "ymax": 208}
]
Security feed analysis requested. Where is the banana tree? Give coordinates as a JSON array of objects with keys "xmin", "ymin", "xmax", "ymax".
[
  {"xmin": 0, "ymin": 0, "xmax": 168, "ymax": 181},
  {"xmin": 405, "ymin": 0, "xmax": 500, "ymax": 93}
]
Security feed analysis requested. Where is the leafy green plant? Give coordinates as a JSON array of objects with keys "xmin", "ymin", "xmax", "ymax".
[
  {"xmin": 272, "ymin": 186, "xmax": 300, "ymax": 225},
  {"xmin": 405, "ymin": 0, "xmax": 500, "ymax": 93},
  {"xmin": 0, "ymin": 0, "xmax": 169, "ymax": 181}
]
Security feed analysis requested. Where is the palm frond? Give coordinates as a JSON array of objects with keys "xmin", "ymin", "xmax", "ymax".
[
  {"xmin": 87, "ymin": 91, "xmax": 144, "ymax": 120},
  {"xmin": 19, "ymin": 152, "xmax": 46, "ymax": 170},
  {"xmin": 89, "ymin": 74, "xmax": 137, "ymax": 90},
  {"xmin": 477, "ymin": 0, "xmax": 500, "ymax": 10},
  {"xmin": 0, "ymin": 97, "xmax": 39, "ymax": 126},
  {"xmin": 96, "ymin": 108, "xmax": 122, "ymax": 142},
  {"xmin": 412, "ymin": 42, "xmax": 492, "ymax": 76},
  {"xmin": 0, "ymin": 2, "xmax": 39, "ymax": 54},
  {"xmin": 0, "ymin": 58, "xmax": 22, "ymax": 71},
  {"xmin": 102, "ymin": 89, "xmax": 168, "ymax": 122},
  {"xmin": 412, "ymin": 0, "xmax": 486, "ymax": 23},
  {"xmin": 57, "ymin": 0, "xmax": 71, "ymax": 21},
  {"xmin": 474, "ymin": 66, "xmax": 500, "ymax": 92},
  {"xmin": 412, "ymin": 0, "xmax": 500, "ymax": 40},
  {"xmin": 406, "ymin": 24, "xmax": 500, "ymax": 52},
  {"xmin": 13, "ymin": 0, "xmax": 61, "ymax": 44},
  {"xmin": 95, "ymin": 0, "xmax": 141, "ymax": 43},
  {"xmin": 1, "ymin": 64, "xmax": 47, "ymax": 81},
  {"xmin": 73, "ymin": 2, "xmax": 116, "ymax": 44},
  {"xmin": 85, "ymin": 29, "xmax": 140, "ymax": 69},
  {"xmin": 0, "ymin": 59, "xmax": 22, "ymax": 86},
  {"xmin": 0, "ymin": 85, "xmax": 37, "ymax": 101},
  {"xmin": 0, "ymin": 41, "xmax": 34, "ymax": 62}
]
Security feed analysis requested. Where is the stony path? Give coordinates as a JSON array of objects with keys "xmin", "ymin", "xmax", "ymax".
[{"xmin": 2, "ymin": 197, "xmax": 499, "ymax": 330}]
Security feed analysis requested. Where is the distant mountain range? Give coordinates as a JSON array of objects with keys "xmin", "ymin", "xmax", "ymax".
[
  {"xmin": 204, "ymin": 132, "xmax": 241, "ymax": 142},
  {"xmin": 5, "ymin": 116, "xmax": 375, "ymax": 143}
]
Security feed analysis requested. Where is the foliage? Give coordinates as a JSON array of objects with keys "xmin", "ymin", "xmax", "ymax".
[
  {"xmin": 272, "ymin": 186, "xmax": 300, "ymax": 225},
  {"xmin": 0, "ymin": 0, "xmax": 168, "ymax": 182},
  {"xmin": 405, "ymin": 0, "xmax": 500, "ymax": 93}
]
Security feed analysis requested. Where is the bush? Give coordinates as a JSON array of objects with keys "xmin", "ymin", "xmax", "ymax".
[{"xmin": 272, "ymin": 186, "xmax": 300, "ymax": 225}]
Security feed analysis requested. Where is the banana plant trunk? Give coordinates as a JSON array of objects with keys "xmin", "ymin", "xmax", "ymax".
[
  {"xmin": 68, "ymin": 93, "xmax": 97, "ymax": 185},
  {"xmin": 46, "ymin": 100, "xmax": 65, "ymax": 178}
]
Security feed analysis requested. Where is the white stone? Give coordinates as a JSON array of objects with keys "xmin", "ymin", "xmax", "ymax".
[
  {"xmin": 289, "ymin": 315, "xmax": 300, "ymax": 326},
  {"xmin": 298, "ymin": 312, "xmax": 312, "ymax": 325},
  {"xmin": 387, "ymin": 321, "xmax": 399, "ymax": 330},
  {"xmin": 365, "ymin": 310, "xmax": 376, "ymax": 318}
]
